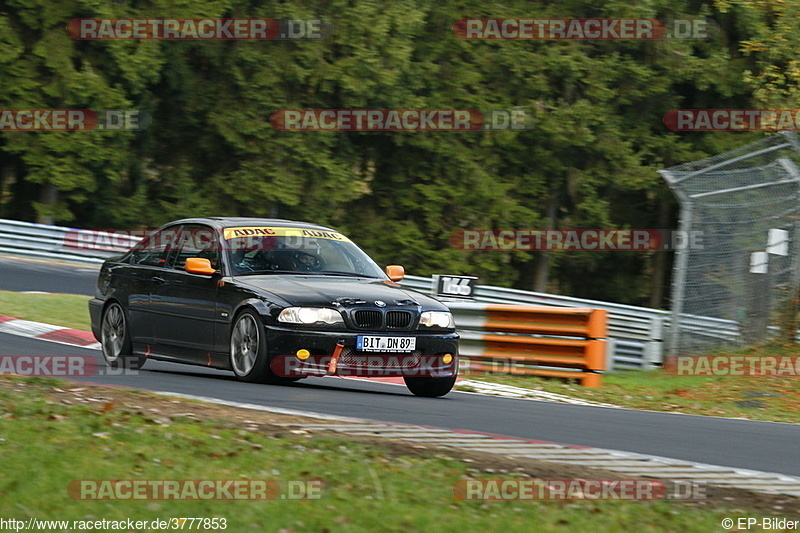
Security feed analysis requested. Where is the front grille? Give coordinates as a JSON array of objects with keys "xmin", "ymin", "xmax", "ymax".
[
  {"xmin": 354, "ymin": 310, "xmax": 382, "ymax": 328},
  {"xmin": 386, "ymin": 310, "xmax": 412, "ymax": 328},
  {"xmin": 338, "ymin": 350, "xmax": 421, "ymax": 368}
]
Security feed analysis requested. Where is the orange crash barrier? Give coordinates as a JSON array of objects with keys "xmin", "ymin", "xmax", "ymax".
[{"xmin": 448, "ymin": 303, "xmax": 608, "ymax": 387}]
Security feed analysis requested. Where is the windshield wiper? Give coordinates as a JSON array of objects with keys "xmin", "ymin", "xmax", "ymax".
[
  {"xmin": 318, "ymin": 271, "xmax": 380, "ymax": 278},
  {"xmin": 235, "ymin": 270, "xmax": 381, "ymax": 278},
  {"xmin": 235, "ymin": 269, "xmax": 302, "ymax": 275}
]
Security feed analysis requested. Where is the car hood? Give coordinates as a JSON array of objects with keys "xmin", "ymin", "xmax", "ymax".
[{"xmin": 235, "ymin": 275, "xmax": 447, "ymax": 310}]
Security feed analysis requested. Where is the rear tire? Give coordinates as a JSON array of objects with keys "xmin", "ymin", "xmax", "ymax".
[
  {"xmin": 101, "ymin": 302, "xmax": 145, "ymax": 371},
  {"xmin": 404, "ymin": 374, "xmax": 457, "ymax": 397}
]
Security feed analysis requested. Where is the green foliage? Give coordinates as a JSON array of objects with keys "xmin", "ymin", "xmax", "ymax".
[
  {"xmin": 715, "ymin": 0, "xmax": 800, "ymax": 107},
  {"xmin": 0, "ymin": 0, "xmax": 774, "ymax": 304}
]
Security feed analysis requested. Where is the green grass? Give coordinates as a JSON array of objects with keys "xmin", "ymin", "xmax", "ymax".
[
  {"xmin": 457, "ymin": 343, "xmax": 800, "ymax": 423},
  {"xmin": 0, "ymin": 377, "xmax": 772, "ymax": 532},
  {"xmin": 0, "ymin": 290, "xmax": 91, "ymax": 330}
]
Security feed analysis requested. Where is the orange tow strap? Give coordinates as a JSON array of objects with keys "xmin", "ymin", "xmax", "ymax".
[{"xmin": 327, "ymin": 343, "xmax": 345, "ymax": 375}]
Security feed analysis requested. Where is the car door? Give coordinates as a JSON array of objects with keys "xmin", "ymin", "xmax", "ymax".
[
  {"xmin": 149, "ymin": 224, "xmax": 221, "ymax": 361},
  {"xmin": 121, "ymin": 228, "xmax": 176, "ymax": 346}
]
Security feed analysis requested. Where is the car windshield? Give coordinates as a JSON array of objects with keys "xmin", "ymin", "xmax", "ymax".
[{"xmin": 223, "ymin": 226, "xmax": 386, "ymax": 278}]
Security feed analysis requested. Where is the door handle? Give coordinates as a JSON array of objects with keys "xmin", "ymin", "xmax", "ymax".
[{"xmin": 152, "ymin": 276, "xmax": 167, "ymax": 284}]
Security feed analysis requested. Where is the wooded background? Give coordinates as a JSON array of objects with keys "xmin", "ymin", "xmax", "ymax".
[{"xmin": 0, "ymin": 0, "xmax": 795, "ymax": 307}]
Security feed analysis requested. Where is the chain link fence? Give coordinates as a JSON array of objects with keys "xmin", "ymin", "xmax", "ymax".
[{"xmin": 660, "ymin": 131, "xmax": 800, "ymax": 355}]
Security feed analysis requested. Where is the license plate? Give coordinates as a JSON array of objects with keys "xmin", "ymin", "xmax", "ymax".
[{"xmin": 356, "ymin": 336, "xmax": 416, "ymax": 353}]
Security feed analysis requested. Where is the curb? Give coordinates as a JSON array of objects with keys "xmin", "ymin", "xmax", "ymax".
[
  {"xmin": 0, "ymin": 315, "xmax": 100, "ymax": 349},
  {"xmin": 160, "ymin": 390, "xmax": 800, "ymax": 499}
]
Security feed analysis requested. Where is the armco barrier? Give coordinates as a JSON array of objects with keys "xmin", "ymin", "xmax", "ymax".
[
  {"xmin": 449, "ymin": 302, "xmax": 608, "ymax": 387},
  {"xmin": 0, "ymin": 218, "xmax": 138, "ymax": 264},
  {"xmin": 400, "ymin": 274, "xmax": 664, "ymax": 371},
  {"xmin": 400, "ymin": 275, "xmax": 744, "ymax": 371}
]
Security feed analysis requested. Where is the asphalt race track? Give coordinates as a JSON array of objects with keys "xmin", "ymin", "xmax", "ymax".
[
  {"xmin": 1, "ymin": 255, "xmax": 799, "ymax": 477},
  {"xmin": 0, "ymin": 256, "xmax": 98, "ymax": 295}
]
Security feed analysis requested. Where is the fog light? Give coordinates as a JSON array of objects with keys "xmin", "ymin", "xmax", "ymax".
[
  {"xmin": 297, "ymin": 349, "xmax": 310, "ymax": 360},
  {"xmin": 443, "ymin": 354, "xmax": 453, "ymax": 364}
]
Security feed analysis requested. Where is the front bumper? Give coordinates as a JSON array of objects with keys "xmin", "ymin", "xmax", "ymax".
[{"xmin": 265, "ymin": 326, "xmax": 459, "ymax": 378}]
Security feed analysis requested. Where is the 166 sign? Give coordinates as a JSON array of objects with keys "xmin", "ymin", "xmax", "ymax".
[{"xmin": 433, "ymin": 275, "xmax": 477, "ymax": 299}]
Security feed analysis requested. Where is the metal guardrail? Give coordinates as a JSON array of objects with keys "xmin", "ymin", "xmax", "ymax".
[
  {"xmin": 399, "ymin": 275, "xmax": 744, "ymax": 371},
  {"xmin": 399, "ymin": 275, "xmax": 667, "ymax": 370},
  {"xmin": 0, "ymin": 219, "xmax": 139, "ymax": 264},
  {"xmin": 0, "ymin": 218, "xmax": 744, "ymax": 371}
]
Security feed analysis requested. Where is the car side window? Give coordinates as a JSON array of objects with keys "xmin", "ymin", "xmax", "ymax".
[
  {"xmin": 169, "ymin": 224, "xmax": 220, "ymax": 271},
  {"xmin": 127, "ymin": 229, "xmax": 173, "ymax": 267}
]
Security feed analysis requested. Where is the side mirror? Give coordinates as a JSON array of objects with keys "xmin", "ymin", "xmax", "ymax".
[
  {"xmin": 185, "ymin": 257, "xmax": 217, "ymax": 275},
  {"xmin": 385, "ymin": 265, "xmax": 405, "ymax": 282}
]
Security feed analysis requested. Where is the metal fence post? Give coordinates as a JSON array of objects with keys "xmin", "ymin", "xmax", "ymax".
[{"xmin": 660, "ymin": 173, "xmax": 691, "ymax": 357}]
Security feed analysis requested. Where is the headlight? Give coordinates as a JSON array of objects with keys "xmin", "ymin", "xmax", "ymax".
[
  {"xmin": 418, "ymin": 311, "xmax": 455, "ymax": 329},
  {"xmin": 278, "ymin": 307, "xmax": 344, "ymax": 325}
]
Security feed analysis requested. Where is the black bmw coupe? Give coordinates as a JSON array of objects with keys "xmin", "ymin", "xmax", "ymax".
[{"xmin": 89, "ymin": 217, "xmax": 459, "ymax": 397}]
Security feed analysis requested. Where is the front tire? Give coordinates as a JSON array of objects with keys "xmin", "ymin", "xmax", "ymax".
[
  {"xmin": 101, "ymin": 302, "xmax": 145, "ymax": 370},
  {"xmin": 404, "ymin": 375, "xmax": 457, "ymax": 397},
  {"xmin": 230, "ymin": 310, "xmax": 269, "ymax": 382},
  {"xmin": 230, "ymin": 309, "xmax": 295, "ymax": 384}
]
